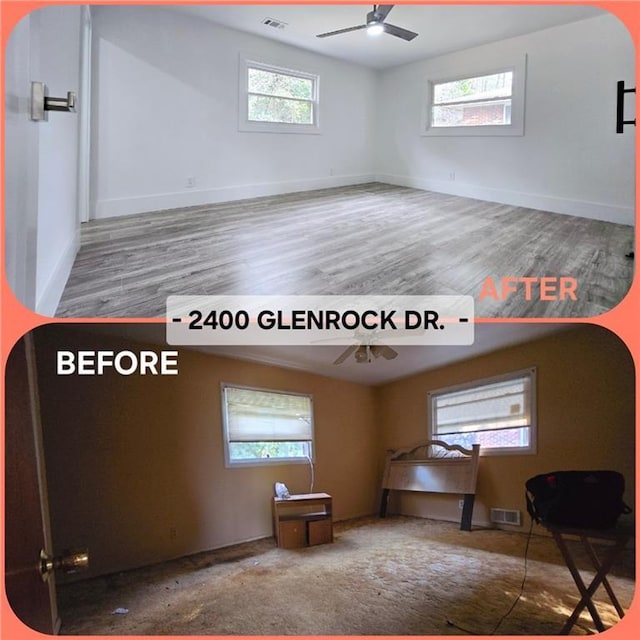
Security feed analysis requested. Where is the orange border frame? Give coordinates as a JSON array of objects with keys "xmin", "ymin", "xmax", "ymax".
[{"xmin": 1, "ymin": 1, "xmax": 639, "ymax": 639}]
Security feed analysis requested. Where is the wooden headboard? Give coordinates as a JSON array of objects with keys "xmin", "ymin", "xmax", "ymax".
[{"xmin": 380, "ymin": 440, "xmax": 480, "ymax": 531}]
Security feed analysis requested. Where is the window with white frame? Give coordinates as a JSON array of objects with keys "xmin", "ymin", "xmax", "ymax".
[
  {"xmin": 428, "ymin": 368, "xmax": 536, "ymax": 455},
  {"xmin": 239, "ymin": 57, "xmax": 320, "ymax": 134},
  {"xmin": 221, "ymin": 384, "xmax": 314, "ymax": 466},
  {"xmin": 424, "ymin": 56, "xmax": 526, "ymax": 136}
]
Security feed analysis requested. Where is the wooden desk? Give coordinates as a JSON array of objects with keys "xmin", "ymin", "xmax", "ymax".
[
  {"xmin": 547, "ymin": 524, "xmax": 633, "ymax": 634},
  {"xmin": 272, "ymin": 493, "xmax": 333, "ymax": 549}
]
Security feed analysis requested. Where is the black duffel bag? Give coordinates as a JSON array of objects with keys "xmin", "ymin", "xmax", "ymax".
[{"xmin": 525, "ymin": 470, "xmax": 631, "ymax": 530}]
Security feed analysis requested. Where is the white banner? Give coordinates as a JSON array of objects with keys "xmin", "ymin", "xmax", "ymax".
[{"xmin": 166, "ymin": 295, "xmax": 474, "ymax": 346}]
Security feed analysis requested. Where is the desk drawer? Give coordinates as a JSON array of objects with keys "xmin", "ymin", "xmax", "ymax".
[
  {"xmin": 308, "ymin": 518, "xmax": 332, "ymax": 546},
  {"xmin": 279, "ymin": 520, "xmax": 307, "ymax": 549}
]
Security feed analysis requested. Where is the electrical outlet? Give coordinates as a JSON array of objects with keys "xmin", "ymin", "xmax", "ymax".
[
  {"xmin": 449, "ymin": 172, "xmax": 456, "ymax": 181},
  {"xmin": 458, "ymin": 499, "xmax": 464, "ymax": 509},
  {"xmin": 169, "ymin": 527, "xmax": 177, "ymax": 539},
  {"xmin": 186, "ymin": 176, "xmax": 195, "ymax": 188}
]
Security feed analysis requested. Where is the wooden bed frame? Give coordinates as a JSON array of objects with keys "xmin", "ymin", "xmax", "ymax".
[{"xmin": 379, "ymin": 440, "xmax": 480, "ymax": 531}]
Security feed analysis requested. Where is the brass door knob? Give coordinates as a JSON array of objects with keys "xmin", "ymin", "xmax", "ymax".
[{"xmin": 40, "ymin": 548, "xmax": 89, "ymax": 580}]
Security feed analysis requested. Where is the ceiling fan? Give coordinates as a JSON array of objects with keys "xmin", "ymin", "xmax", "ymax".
[
  {"xmin": 316, "ymin": 5, "xmax": 419, "ymax": 42},
  {"xmin": 334, "ymin": 343, "xmax": 398, "ymax": 365}
]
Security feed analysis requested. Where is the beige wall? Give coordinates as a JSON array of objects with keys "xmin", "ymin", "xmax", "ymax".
[
  {"xmin": 34, "ymin": 326, "xmax": 379, "ymax": 579},
  {"xmin": 377, "ymin": 325, "xmax": 635, "ymax": 529},
  {"xmin": 33, "ymin": 323, "xmax": 634, "ymax": 580}
]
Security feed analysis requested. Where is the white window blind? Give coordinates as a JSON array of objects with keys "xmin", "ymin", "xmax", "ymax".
[
  {"xmin": 429, "ymin": 369, "xmax": 536, "ymax": 454},
  {"xmin": 433, "ymin": 377, "xmax": 530, "ymax": 436},
  {"xmin": 224, "ymin": 386, "xmax": 313, "ymax": 442}
]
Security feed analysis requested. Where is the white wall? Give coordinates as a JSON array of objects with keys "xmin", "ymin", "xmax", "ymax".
[
  {"xmin": 5, "ymin": 13, "xmax": 38, "ymax": 310},
  {"xmin": 90, "ymin": 6, "xmax": 378, "ymax": 218},
  {"xmin": 375, "ymin": 14, "xmax": 636, "ymax": 225},
  {"xmin": 4, "ymin": 6, "xmax": 83, "ymax": 315},
  {"xmin": 35, "ymin": 6, "xmax": 83, "ymax": 313}
]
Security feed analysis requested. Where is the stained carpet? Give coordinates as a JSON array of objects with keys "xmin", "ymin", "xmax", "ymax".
[{"xmin": 57, "ymin": 516, "xmax": 635, "ymax": 635}]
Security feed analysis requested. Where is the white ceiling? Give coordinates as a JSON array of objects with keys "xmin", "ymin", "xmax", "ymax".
[
  {"xmin": 80, "ymin": 322, "xmax": 570, "ymax": 385},
  {"xmin": 171, "ymin": 4, "xmax": 604, "ymax": 69}
]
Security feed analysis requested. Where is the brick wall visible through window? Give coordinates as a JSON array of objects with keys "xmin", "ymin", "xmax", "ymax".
[
  {"xmin": 460, "ymin": 101, "xmax": 511, "ymax": 126},
  {"xmin": 425, "ymin": 59, "xmax": 525, "ymax": 137}
]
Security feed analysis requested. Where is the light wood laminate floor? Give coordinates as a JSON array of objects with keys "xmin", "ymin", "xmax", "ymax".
[{"xmin": 56, "ymin": 184, "xmax": 634, "ymax": 318}]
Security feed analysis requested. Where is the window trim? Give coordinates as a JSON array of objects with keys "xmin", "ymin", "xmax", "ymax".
[
  {"xmin": 422, "ymin": 55, "xmax": 526, "ymax": 137},
  {"xmin": 221, "ymin": 382, "xmax": 315, "ymax": 467},
  {"xmin": 238, "ymin": 55, "xmax": 321, "ymax": 134},
  {"xmin": 427, "ymin": 367, "xmax": 537, "ymax": 456}
]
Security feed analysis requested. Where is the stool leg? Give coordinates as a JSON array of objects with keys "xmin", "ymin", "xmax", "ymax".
[
  {"xmin": 552, "ymin": 532, "xmax": 605, "ymax": 633},
  {"xmin": 582, "ymin": 537, "xmax": 627, "ymax": 618},
  {"xmin": 559, "ymin": 534, "xmax": 628, "ymax": 633}
]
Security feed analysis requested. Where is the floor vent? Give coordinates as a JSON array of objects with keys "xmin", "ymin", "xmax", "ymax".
[
  {"xmin": 262, "ymin": 18, "xmax": 287, "ymax": 30},
  {"xmin": 490, "ymin": 508, "xmax": 521, "ymax": 526}
]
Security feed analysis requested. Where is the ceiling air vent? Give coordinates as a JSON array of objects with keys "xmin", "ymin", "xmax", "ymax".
[
  {"xmin": 490, "ymin": 508, "xmax": 522, "ymax": 526},
  {"xmin": 262, "ymin": 18, "xmax": 287, "ymax": 30}
]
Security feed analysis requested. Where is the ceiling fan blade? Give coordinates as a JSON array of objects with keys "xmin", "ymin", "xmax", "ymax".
[
  {"xmin": 379, "ymin": 345, "xmax": 399, "ymax": 360},
  {"xmin": 333, "ymin": 344, "xmax": 358, "ymax": 365},
  {"xmin": 375, "ymin": 5, "xmax": 395, "ymax": 21},
  {"xmin": 317, "ymin": 24, "xmax": 367, "ymax": 38},
  {"xmin": 383, "ymin": 22, "xmax": 419, "ymax": 41}
]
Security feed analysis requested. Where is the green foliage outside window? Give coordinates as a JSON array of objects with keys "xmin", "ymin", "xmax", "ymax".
[
  {"xmin": 434, "ymin": 71, "xmax": 513, "ymax": 104},
  {"xmin": 248, "ymin": 68, "xmax": 313, "ymax": 99},
  {"xmin": 248, "ymin": 67, "xmax": 315, "ymax": 125},
  {"xmin": 229, "ymin": 441, "xmax": 309, "ymax": 461}
]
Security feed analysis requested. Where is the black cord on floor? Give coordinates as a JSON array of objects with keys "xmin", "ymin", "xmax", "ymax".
[
  {"xmin": 445, "ymin": 517, "xmax": 535, "ymax": 635},
  {"xmin": 490, "ymin": 517, "xmax": 534, "ymax": 633}
]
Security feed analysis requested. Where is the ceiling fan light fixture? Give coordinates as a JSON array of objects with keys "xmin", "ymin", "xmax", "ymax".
[
  {"xmin": 317, "ymin": 5, "xmax": 417, "ymax": 42},
  {"xmin": 366, "ymin": 21, "xmax": 384, "ymax": 36},
  {"xmin": 333, "ymin": 341, "xmax": 398, "ymax": 366}
]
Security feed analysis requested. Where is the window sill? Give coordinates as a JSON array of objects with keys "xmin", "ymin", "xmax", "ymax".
[
  {"xmin": 422, "ymin": 123, "xmax": 524, "ymax": 137},
  {"xmin": 226, "ymin": 457, "xmax": 314, "ymax": 468},
  {"xmin": 238, "ymin": 121, "xmax": 321, "ymax": 135}
]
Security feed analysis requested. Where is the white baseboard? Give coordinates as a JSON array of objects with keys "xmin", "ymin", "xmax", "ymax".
[
  {"xmin": 36, "ymin": 229, "xmax": 80, "ymax": 317},
  {"xmin": 376, "ymin": 173, "xmax": 635, "ymax": 226},
  {"xmin": 94, "ymin": 174, "xmax": 377, "ymax": 219}
]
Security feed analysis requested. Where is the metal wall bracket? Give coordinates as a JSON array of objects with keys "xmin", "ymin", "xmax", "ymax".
[
  {"xmin": 30, "ymin": 81, "xmax": 76, "ymax": 121},
  {"xmin": 616, "ymin": 80, "xmax": 635, "ymax": 133}
]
